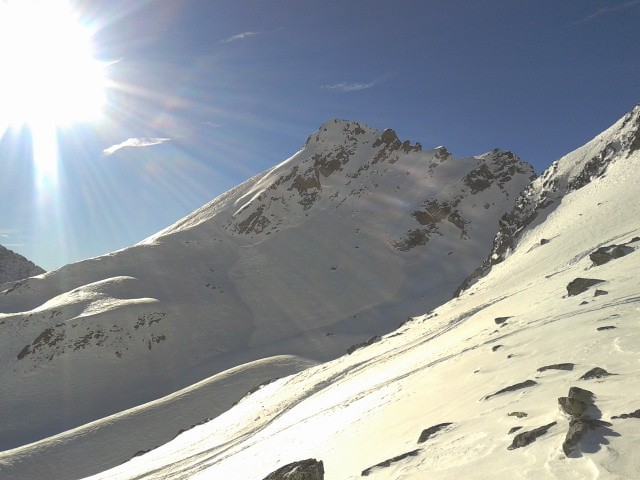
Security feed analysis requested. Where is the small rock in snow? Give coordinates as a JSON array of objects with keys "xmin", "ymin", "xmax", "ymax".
[
  {"xmin": 262, "ymin": 459, "xmax": 324, "ymax": 480},
  {"xmin": 580, "ymin": 367, "xmax": 615, "ymax": 380},
  {"xmin": 566, "ymin": 278, "xmax": 605, "ymax": 296},
  {"xmin": 508, "ymin": 422, "xmax": 556, "ymax": 450},
  {"xmin": 417, "ymin": 423, "xmax": 453, "ymax": 443}
]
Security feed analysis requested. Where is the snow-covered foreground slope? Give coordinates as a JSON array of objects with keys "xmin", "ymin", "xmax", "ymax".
[
  {"xmin": 0, "ymin": 120, "xmax": 533, "ymax": 467},
  {"xmin": 80, "ymin": 108, "xmax": 640, "ymax": 479}
]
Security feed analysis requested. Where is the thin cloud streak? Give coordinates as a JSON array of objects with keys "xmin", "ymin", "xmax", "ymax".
[
  {"xmin": 220, "ymin": 31, "xmax": 262, "ymax": 43},
  {"xmin": 570, "ymin": 0, "xmax": 640, "ymax": 26},
  {"xmin": 321, "ymin": 75, "xmax": 391, "ymax": 93},
  {"xmin": 103, "ymin": 137, "xmax": 171, "ymax": 156}
]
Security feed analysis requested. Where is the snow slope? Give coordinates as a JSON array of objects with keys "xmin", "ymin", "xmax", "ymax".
[
  {"xmin": 0, "ymin": 119, "xmax": 533, "ymax": 473},
  {"xmin": 76, "ymin": 106, "xmax": 640, "ymax": 479}
]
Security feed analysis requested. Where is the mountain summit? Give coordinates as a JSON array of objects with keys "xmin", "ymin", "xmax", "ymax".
[{"xmin": 0, "ymin": 119, "xmax": 533, "ymax": 464}]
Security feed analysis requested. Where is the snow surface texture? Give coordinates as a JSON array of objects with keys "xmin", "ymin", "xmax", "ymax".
[
  {"xmin": 0, "ymin": 244, "xmax": 45, "ymax": 283},
  {"xmin": 71, "ymin": 106, "xmax": 639, "ymax": 479},
  {"xmin": 0, "ymin": 120, "xmax": 534, "ymax": 477}
]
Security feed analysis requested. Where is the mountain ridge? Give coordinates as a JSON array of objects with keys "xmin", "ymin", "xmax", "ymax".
[
  {"xmin": 0, "ymin": 118, "xmax": 534, "ymax": 459},
  {"xmin": 455, "ymin": 103, "xmax": 640, "ymax": 296}
]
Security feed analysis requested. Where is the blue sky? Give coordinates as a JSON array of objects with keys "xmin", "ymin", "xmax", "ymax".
[{"xmin": 1, "ymin": 0, "xmax": 639, "ymax": 270}]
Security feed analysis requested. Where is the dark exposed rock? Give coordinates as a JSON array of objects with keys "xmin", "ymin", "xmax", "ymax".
[
  {"xmin": 562, "ymin": 418, "xmax": 612, "ymax": 456},
  {"xmin": 558, "ymin": 397, "xmax": 589, "ymax": 418},
  {"xmin": 494, "ymin": 316, "xmax": 511, "ymax": 325},
  {"xmin": 417, "ymin": 423, "xmax": 453, "ymax": 443},
  {"xmin": 492, "ymin": 344, "xmax": 503, "ymax": 352},
  {"xmin": 566, "ymin": 278, "xmax": 605, "ymax": 296},
  {"xmin": 580, "ymin": 367, "xmax": 614, "ymax": 380},
  {"xmin": 372, "ymin": 128, "xmax": 401, "ymax": 149},
  {"xmin": 508, "ymin": 426, "xmax": 522, "ymax": 435},
  {"xmin": 589, "ymin": 244, "xmax": 634, "ymax": 266},
  {"xmin": 0, "ymin": 244, "xmax": 46, "ymax": 283},
  {"xmin": 508, "ymin": 412, "xmax": 528, "ymax": 418},
  {"xmin": 537, "ymin": 363, "xmax": 575, "ymax": 372},
  {"xmin": 540, "ymin": 238, "xmax": 550, "ymax": 245},
  {"xmin": 593, "ymin": 289, "xmax": 608, "ymax": 297},
  {"xmin": 557, "ymin": 386, "xmax": 615, "ymax": 456},
  {"xmin": 485, "ymin": 380, "xmax": 537, "ymax": 400},
  {"xmin": 361, "ymin": 449, "xmax": 421, "ymax": 476},
  {"xmin": 463, "ymin": 163, "xmax": 495, "ymax": 194},
  {"xmin": 507, "ymin": 422, "xmax": 556, "ymax": 450},
  {"xmin": 392, "ymin": 227, "xmax": 437, "ymax": 251},
  {"xmin": 596, "ymin": 325, "xmax": 616, "ymax": 331},
  {"xmin": 235, "ymin": 205, "xmax": 270, "ymax": 234},
  {"xmin": 17, "ymin": 326, "xmax": 67, "ymax": 360},
  {"xmin": 612, "ymin": 409, "xmax": 640, "ymax": 419},
  {"xmin": 346, "ymin": 335, "xmax": 381, "ymax": 355},
  {"xmin": 262, "ymin": 459, "xmax": 324, "ymax": 480}
]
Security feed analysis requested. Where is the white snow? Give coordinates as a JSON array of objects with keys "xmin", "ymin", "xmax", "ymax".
[
  {"xmin": 2, "ymin": 110, "xmax": 639, "ymax": 480},
  {"xmin": 82, "ymin": 109, "xmax": 639, "ymax": 480}
]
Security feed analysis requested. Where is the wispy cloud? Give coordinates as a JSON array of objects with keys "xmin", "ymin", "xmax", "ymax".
[
  {"xmin": 220, "ymin": 31, "xmax": 263, "ymax": 43},
  {"xmin": 321, "ymin": 74, "xmax": 391, "ymax": 93},
  {"xmin": 570, "ymin": 0, "xmax": 640, "ymax": 26},
  {"xmin": 0, "ymin": 228, "xmax": 19, "ymax": 238},
  {"xmin": 103, "ymin": 137, "xmax": 171, "ymax": 156}
]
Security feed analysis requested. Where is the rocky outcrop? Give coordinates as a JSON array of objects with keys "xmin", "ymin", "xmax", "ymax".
[
  {"xmin": 508, "ymin": 422, "xmax": 556, "ymax": 450},
  {"xmin": 346, "ymin": 335, "xmax": 381, "ymax": 355},
  {"xmin": 558, "ymin": 387, "xmax": 613, "ymax": 456},
  {"xmin": 0, "ymin": 245, "xmax": 45, "ymax": 283},
  {"xmin": 566, "ymin": 278, "xmax": 605, "ymax": 296},
  {"xmin": 612, "ymin": 409, "xmax": 640, "ymax": 419},
  {"xmin": 417, "ymin": 422, "xmax": 453, "ymax": 443},
  {"xmin": 580, "ymin": 367, "xmax": 614, "ymax": 380},
  {"xmin": 262, "ymin": 459, "xmax": 324, "ymax": 480},
  {"xmin": 484, "ymin": 380, "xmax": 537, "ymax": 400},
  {"xmin": 361, "ymin": 449, "xmax": 421, "ymax": 477},
  {"xmin": 590, "ymin": 243, "xmax": 635, "ymax": 266},
  {"xmin": 537, "ymin": 363, "xmax": 574, "ymax": 372}
]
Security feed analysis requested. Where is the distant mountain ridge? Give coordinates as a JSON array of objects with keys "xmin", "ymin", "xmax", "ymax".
[
  {"xmin": 0, "ymin": 244, "xmax": 45, "ymax": 283},
  {"xmin": 0, "ymin": 118, "xmax": 534, "ymax": 458}
]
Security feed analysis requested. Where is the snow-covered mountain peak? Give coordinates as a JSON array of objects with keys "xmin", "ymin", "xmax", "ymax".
[
  {"xmin": 0, "ymin": 119, "xmax": 535, "ymax": 463},
  {"xmin": 223, "ymin": 120, "xmax": 533, "ymax": 243}
]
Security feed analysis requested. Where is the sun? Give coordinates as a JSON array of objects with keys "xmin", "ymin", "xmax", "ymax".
[
  {"xmin": 0, "ymin": 0, "xmax": 106, "ymax": 128},
  {"xmin": 0, "ymin": 0, "xmax": 107, "ymax": 182}
]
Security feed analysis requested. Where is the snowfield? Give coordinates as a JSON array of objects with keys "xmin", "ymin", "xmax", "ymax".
[{"xmin": 1, "ymin": 107, "xmax": 640, "ymax": 479}]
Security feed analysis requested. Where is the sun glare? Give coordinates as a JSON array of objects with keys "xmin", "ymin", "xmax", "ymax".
[{"xmin": 0, "ymin": 0, "xmax": 107, "ymax": 178}]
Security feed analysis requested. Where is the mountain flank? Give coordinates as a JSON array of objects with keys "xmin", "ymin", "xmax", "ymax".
[{"xmin": 0, "ymin": 119, "xmax": 533, "ymax": 461}]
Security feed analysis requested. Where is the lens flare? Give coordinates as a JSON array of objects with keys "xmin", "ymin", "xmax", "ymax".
[{"xmin": 0, "ymin": 0, "xmax": 107, "ymax": 180}]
